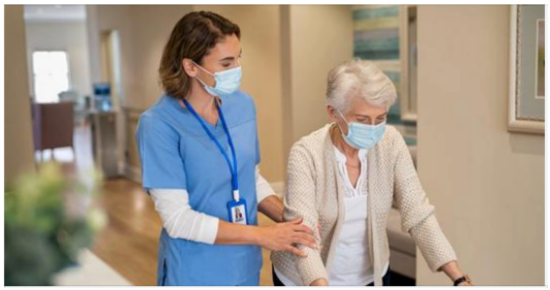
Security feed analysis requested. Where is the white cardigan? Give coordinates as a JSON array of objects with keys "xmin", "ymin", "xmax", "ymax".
[{"xmin": 271, "ymin": 123, "xmax": 457, "ymax": 286}]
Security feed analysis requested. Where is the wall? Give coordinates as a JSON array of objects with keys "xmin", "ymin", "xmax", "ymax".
[
  {"xmin": 416, "ymin": 5, "xmax": 545, "ymax": 286},
  {"xmin": 352, "ymin": 5, "xmax": 417, "ymax": 146},
  {"xmin": 194, "ymin": 5, "xmax": 285, "ymax": 183},
  {"xmin": 5, "ymin": 5, "xmax": 36, "ymax": 184},
  {"xmin": 125, "ymin": 5, "xmax": 194, "ymax": 109},
  {"xmin": 281, "ymin": 5, "xmax": 354, "ymax": 160},
  {"xmin": 25, "ymin": 21, "xmax": 92, "ymax": 100},
  {"xmin": 86, "ymin": 5, "xmax": 134, "ymax": 95},
  {"xmin": 86, "ymin": 5, "xmax": 131, "ymax": 176}
]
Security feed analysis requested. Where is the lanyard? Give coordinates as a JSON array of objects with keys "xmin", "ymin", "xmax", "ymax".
[{"xmin": 182, "ymin": 98, "xmax": 240, "ymax": 202}]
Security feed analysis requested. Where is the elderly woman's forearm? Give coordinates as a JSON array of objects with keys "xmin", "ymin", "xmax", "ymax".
[
  {"xmin": 440, "ymin": 261, "xmax": 464, "ymax": 281},
  {"xmin": 258, "ymin": 195, "xmax": 284, "ymax": 223}
]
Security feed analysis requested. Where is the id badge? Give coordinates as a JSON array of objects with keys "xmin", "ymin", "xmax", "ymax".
[{"xmin": 227, "ymin": 198, "xmax": 248, "ymax": 225}]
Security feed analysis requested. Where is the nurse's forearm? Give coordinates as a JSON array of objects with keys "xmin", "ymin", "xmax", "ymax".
[
  {"xmin": 214, "ymin": 219, "xmax": 316, "ymax": 257},
  {"xmin": 214, "ymin": 220, "xmax": 263, "ymax": 245},
  {"xmin": 258, "ymin": 195, "xmax": 284, "ymax": 223},
  {"xmin": 214, "ymin": 220, "xmax": 307, "ymax": 247}
]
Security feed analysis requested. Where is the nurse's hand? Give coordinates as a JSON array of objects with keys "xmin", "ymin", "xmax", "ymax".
[{"xmin": 258, "ymin": 217, "xmax": 317, "ymax": 257}]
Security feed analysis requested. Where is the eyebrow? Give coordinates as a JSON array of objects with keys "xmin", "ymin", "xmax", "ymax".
[
  {"xmin": 219, "ymin": 49, "xmax": 243, "ymax": 62},
  {"xmin": 355, "ymin": 112, "xmax": 388, "ymax": 119}
]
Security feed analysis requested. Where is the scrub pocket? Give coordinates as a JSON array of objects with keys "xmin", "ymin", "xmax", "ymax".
[{"xmin": 157, "ymin": 245, "xmax": 168, "ymax": 286}]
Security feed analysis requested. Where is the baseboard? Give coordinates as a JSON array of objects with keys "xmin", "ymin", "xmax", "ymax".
[
  {"xmin": 123, "ymin": 163, "xmax": 142, "ymax": 183},
  {"xmin": 117, "ymin": 161, "xmax": 125, "ymax": 176}
]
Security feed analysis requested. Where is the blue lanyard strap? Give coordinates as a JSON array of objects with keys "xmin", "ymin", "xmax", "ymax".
[{"xmin": 182, "ymin": 99, "xmax": 239, "ymax": 195}]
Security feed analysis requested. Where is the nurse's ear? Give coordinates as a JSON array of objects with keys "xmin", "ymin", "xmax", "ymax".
[{"xmin": 182, "ymin": 58, "xmax": 199, "ymax": 78}]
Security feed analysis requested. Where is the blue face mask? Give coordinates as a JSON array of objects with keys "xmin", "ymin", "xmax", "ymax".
[
  {"xmin": 337, "ymin": 109, "xmax": 386, "ymax": 149},
  {"xmin": 193, "ymin": 60, "xmax": 242, "ymax": 97}
]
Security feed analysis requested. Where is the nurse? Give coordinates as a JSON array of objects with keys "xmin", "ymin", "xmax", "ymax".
[{"xmin": 135, "ymin": 11, "xmax": 316, "ymax": 286}]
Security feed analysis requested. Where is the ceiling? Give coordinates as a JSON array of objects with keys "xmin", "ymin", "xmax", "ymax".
[{"xmin": 24, "ymin": 5, "xmax": 86, "ymax": 22}]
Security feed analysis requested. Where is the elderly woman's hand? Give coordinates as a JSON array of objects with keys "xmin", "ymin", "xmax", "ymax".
[
  {"xmin": 258, "ymin": 217, "xmax": 318, "ymax": 257},
  {"xmin": 456, "ymin": 279, "xmax": 473, "ymax": 286},
  {"xmin": 440, "ymin": 261, "xmax": 473, "ymax": 286},
  {"xmin": 458, "ymin": 281, "xmax": 473, "ymax": 286}
]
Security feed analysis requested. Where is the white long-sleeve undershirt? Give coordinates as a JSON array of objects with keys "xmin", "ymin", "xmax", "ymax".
[{"xmin": 149, "ymin": 166, "xmax": 275, "ymax": 244}]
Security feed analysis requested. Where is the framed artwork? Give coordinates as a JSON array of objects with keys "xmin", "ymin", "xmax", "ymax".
[
  {"xmin": 353, "ymin": 5, "xmax": 417, "ymax": 145},
  {"xmin": 509, "ymin": 5, "xmax": 545, "ymax": 134},
  {"xmin": 399, "ymin": 5, "xmax": 418, "ymax": 123}
]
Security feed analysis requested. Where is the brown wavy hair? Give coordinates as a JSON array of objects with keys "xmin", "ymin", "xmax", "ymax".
[{"xmin": 158, "ymin": 11, "xmax": 241, "ymax": 100}]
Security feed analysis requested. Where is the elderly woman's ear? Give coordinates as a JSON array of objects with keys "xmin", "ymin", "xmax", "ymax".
[{"xmin": 326, "ymin": 105, "xmax": 340, "ymax": 122}]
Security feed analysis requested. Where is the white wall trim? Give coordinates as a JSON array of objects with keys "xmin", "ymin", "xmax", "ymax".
[{"xmin": 117, "ymin": 161, "xmax": 125, "ymax": 176}]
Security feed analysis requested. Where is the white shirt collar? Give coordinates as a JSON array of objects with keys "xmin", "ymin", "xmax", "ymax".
[{"xmin": 333, "ymin": 145, "xmax": 367, "ymax": 163}]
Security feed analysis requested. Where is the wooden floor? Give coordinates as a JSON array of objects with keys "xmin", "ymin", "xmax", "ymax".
[
  {"xmin": 53, "ymin": 124, "xmax": 276, "ymax": 286},
  {"xmin": 90, "ymin": 179, "xmax": 161, "ymax": 286}
]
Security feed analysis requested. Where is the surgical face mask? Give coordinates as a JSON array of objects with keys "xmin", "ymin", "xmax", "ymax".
[
  {"xmin": 192, "ymin": 60, "xmax": 242, "ymax": 97},
  {"xmin": 336, "ymin": 109, "xmax": 386, "ymax": 149}
]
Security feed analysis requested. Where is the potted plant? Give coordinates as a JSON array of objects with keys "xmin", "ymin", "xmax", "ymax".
[{"xmin": 5, "ymin": 162, "xmax": 107, "ymax": 286}]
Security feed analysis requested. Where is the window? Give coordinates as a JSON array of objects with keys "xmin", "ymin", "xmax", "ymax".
[{"xmin": 32, "ymin": 51, "xmax": 70, "ymax": 103}]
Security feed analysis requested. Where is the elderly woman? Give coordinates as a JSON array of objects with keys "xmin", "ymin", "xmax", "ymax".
[{"xmin": 271, "ymin": 59, "xmax": 472, "ymax": 286}]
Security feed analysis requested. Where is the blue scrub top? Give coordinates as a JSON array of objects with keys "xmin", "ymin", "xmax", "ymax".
[{"xmin": 135, "ymin": 91, "xmax": 262, "ymax": 286}]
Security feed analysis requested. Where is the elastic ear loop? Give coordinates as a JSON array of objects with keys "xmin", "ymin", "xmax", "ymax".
[{"xmin": 335, "ymin": 109, "xmax": 350, "ymax": 137}]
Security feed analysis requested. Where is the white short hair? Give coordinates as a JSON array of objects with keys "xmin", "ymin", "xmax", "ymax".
[{"xmin": 326, "ymin": 58, "xmax": 397, "ymax": 113}]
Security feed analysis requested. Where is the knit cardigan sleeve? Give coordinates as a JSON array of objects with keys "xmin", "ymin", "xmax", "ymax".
[
  {"xmin": 282, "ymin": 143, "xmax": 329, "ymax": 286},
  {"xmin": 392, "ymin": 131, "xmax": 458, "ymax": 272}
]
